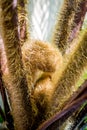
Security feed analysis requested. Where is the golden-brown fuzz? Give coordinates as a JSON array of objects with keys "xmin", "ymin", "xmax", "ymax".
[
  {"xmin": 1, "ymin": 0, "xmax": 87, "ymax": 129},
  {"xmin": 3, "ymin": 38, "xmax": 63, "ymax": 121},
  {"xmin": 22, "ymin": 40, "xmax": 63, "ymax": 94},
  {"xmin": 21, "ymin": 39, "xmax": 63, "ymax": 129}
]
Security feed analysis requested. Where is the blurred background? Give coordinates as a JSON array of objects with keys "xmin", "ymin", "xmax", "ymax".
[{"xmin": 28, "ymin": 0, "xmax": 63, "ymax": 41}]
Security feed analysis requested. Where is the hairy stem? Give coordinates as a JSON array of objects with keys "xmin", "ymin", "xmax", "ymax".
[
  {"xmin": 37, "ymin": 80, "xmax": 87, "ymax": 130},
  {"xmin": 50, "ymin": 29, "xmax": 87, "ymax": 115},
  {"xmin": 52, "ymin": 0, "xmax": 76, "ymax": 54},
  {"xmin": 0, "ymin": 0, "xmax": 33, "ymax": 129},
  {"xmin": 69, "ymin": 0, "xmax": 87, "ymax": 42},
  {"xmin": 18, "ymin": 0, "xmax": 29, "ymax": 45},
  {"xmin": 52, "ymin": 0, "xmax": 87, "ymax": 54}
]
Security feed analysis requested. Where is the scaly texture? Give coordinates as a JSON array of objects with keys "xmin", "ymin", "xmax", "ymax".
[{"xmin": 0, "ymin": 0, "xmax": 33, "ymax": 129}]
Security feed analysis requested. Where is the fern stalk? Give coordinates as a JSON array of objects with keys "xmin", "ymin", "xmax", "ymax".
[
  {"xmin": 52, "ymin": 0, "xmax": 87, "ymax": 55},
  {"xmin": 17, "ymin": 0, "xmax": 29, "ymax": 45},
  {"xmin": 0, "ymin": 0, "xmax": 33, "ymax": 129},
  {"xmin": 52, "ymin": 0, "xmax": 76, "ymax": 54},
  {"xmin": 50, "ymin": 29, "xmax": 87, "ymax": 115},
  {"xmin": 69, "ymin": 0, "xmax": 87, "ymax": 42}
]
